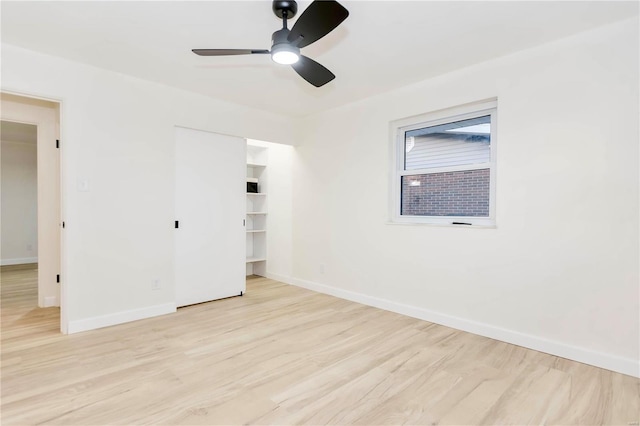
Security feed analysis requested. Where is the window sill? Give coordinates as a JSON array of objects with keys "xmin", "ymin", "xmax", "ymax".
[{"xmin": 385, "ymin": 221, "xmax": 496, "ymax": 229}]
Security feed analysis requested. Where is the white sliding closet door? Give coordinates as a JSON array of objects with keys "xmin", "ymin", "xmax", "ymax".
[{"xmin": 175, "ymin": 127, "xmax": 246, "ymax": 307}]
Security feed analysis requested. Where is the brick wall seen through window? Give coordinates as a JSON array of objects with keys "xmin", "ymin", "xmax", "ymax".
[{"xmin": 401, "ymin": 169, "xmax": 490, "ymax": 216}]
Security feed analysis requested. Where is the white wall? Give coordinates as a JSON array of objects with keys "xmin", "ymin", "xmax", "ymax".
[
  {"xmin": 1, "ymin": 44, "xmax": 298, "ymax": 333},
  {"xmin": 291, "ymin": 18, "xmax": 639, "ymax": 377},
  {"xmin": 1, "ymin": 139, "xmax": 38, "ymax": 264}
]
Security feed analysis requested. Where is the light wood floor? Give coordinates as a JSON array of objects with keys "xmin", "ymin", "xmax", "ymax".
[{"xmin": 1, "ymin": 265, "xmax": 638, "ymax": 425}]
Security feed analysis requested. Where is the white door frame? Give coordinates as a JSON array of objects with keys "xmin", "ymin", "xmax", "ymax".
[{"xmin": 1, "ymin": 90, "xmax": 67, "ymax": 333}]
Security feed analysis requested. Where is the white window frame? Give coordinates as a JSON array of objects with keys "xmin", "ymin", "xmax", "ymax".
[{"xmin": 389, "ymin": 99, "xmax": 497, "ymax": 227}]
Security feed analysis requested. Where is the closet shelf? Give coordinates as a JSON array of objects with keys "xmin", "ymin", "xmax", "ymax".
[{"xmin": 247, "ymin": 143, "xmax": 268, "ymax": 277}]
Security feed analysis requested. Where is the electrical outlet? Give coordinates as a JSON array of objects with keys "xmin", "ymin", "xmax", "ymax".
[
  {"xmin": 151, "ymin": 279, "xmax": 161, "ymax": 291},
  {"xmin": 319, "ymin": 264, "xmax": 325, "ymax": 274},
  {"xmin": 77, "ymin": 178, "xmax": 90, "ymax": 192}
]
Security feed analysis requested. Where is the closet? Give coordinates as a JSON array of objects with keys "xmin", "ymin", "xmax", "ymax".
[{"xmin": 246, "ymin": 144, "xmax": 268, "ymax": 276}]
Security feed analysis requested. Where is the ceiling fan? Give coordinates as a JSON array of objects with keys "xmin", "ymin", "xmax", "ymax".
[{"xmin": 192, "ymin": 0, "xmax": 349, "ymax": 87}]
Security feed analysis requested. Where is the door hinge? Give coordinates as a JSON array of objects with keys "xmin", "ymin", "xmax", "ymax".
[
  {"xmin": 56, "ymin": 274, "xmax": 60, "ymax": 283},
  {"xmin": 56, "ymin": 139, "xmax": 60, "ymax": 149},
  {"xmin": 175, "ymin": 220, "xmax": 179, "ymax": 229}
]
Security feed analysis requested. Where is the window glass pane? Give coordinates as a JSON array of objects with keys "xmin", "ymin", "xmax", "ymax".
[
  {"xmin": 404, "ymin": 115, "xmax": 491, "ymax": 171},
  {"xmin": 401, "ymin": 169, "xmax": 490, "ymax": 217}
]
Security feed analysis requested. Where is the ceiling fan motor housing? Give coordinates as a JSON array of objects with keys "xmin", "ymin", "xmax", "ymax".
[{"xmin": 272, "ymin": 28, "xmax": 295, "ymax": 48}]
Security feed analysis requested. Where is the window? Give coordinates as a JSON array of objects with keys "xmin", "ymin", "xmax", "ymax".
[{"xmin": 390, "ymin": 100, "xmax": 497, "ymax": 226}]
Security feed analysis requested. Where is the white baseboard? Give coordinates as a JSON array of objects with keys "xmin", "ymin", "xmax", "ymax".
[
  {"xmin": 1, "ymin": 257, "xmax": 38, "ymax": 266},
  {"xmin": 68, "ymin": 303, "xmax": 176, "ymax": 334},
  {"xmin": 42, "ymin": 296, "xmax": 58, "ymax": 307},
  {"xmin": 274, "ymin": 275, "xmax": 638, "ymax": 378},
  {"xmin": 265, "ymin": 271, "xmax": 291, "ymax": 283}
]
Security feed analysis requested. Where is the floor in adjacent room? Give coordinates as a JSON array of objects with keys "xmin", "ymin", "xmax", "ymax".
[{"xmin": 1, "ymin": 264, "xmax": 638, "ymax": 425}]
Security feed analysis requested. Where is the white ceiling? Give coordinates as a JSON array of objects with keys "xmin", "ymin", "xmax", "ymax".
[
  {"xmin": 1, "ymin": 1, "xmax": 637, "ymax": 117},
  {"xmin": 1, "ymin": 121, "xmax": 37, "ymax": 144}
]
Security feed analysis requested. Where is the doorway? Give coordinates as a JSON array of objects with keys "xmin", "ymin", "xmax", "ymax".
[
  {"xmin": 1, "ymin": 121, "xmax": 38, "ymax": 266},
  {"xmin": 0, "ymin": 93, "xmax": 62, "ymax": 331}
]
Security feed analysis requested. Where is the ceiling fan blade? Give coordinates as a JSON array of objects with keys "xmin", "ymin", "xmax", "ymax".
[
  {"xmin": 287, "ymin": 0, "xmax": 349, "ymax": 48},
  {"xmin": 291, "ymin": 55, "xmax": 335, "ymax": 87},
  {"xmin": 192, "ymin": 49, "xmax": 270, "ymax": 56}
]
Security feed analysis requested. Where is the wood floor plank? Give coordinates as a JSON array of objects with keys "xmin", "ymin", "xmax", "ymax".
[{"xmin": 1, "ymin": 266, "xmax": 638, "ymax": 425}]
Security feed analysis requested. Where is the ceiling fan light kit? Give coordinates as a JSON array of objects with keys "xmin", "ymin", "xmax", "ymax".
[
  {"xmin": 270, "ymin": 27, "xmax": 300, "ymax": 65},
  {"xmin": 192, "ymin": 0, "xmax": 349, "ymax": 87}
]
